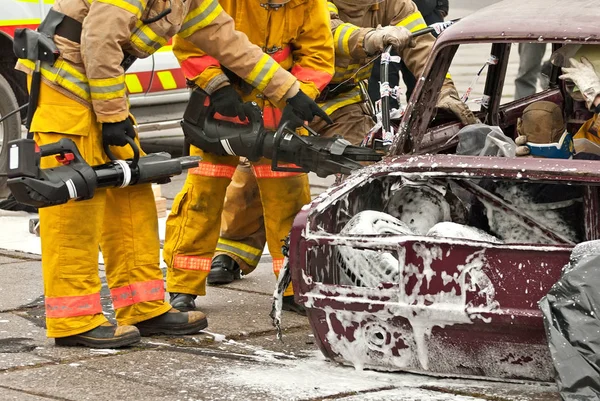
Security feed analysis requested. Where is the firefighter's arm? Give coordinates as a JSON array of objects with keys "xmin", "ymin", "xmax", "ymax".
[
  {"xmin": 178, "ymin": 0, "xmax": 299, "ymax": 103},
  {"xmin": 389, "ymin": 0, "xmax": 434, "ymax": 79},
  {"xmin": 288, "ymin": 0, "xmax": 334, "ymax": 101},
  {"xmin": 80, "ymin": 0, "xmax": 138, "ymax": 123},
  {"xmin": 173, "ymin": 35, "xmax": 229, "ymax": 94},
  {"xmin": 327, "ymin": 1, "xmax": 373, "ymax": 61}
]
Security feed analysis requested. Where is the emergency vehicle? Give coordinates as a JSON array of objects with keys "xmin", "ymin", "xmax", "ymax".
[{"xmin": 0, "ymin": 0, "xmax": 188, "ymax": 196}]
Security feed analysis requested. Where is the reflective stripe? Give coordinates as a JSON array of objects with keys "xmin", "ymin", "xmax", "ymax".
[
  {"xmin": 319, "ymin": 87, "xmax": 362, "ymax": 116},
  {"xmin": 247, "ymin": 54, "xmax": 278, "ymax": 92},
  {"xmin": 180, "ymin": 56, "xmax": 220, "ymax": 78},
  {"xmin": 45, "ymin": 292, "xmax": 102, "ymax": 318},
  {"xmin": 173, "ymin": 255, "xmax": 212, "ymax": 271},
  {"xmin": 252, "ymin": 164, "xmax": 303, "ymax": 178},
  {"xmin": 157, "ymin": 71, "xmax": 177, "ymax": 89},
  {"xmin": 110, "ymin": 279, "xmax": 165, "ymax": 309},
  {"xmin": 334, "ymin": 23, "xmax": 359, "ymax": 56},
  {"xmin": 189, "ymin": 163, "xmax": 236, "ymax": 178},
  {"xmin": 273, "ymin": 258, "xmax": 285, "ymax": 273},
  {"xmin": 89, "ymin": 75, "xmax": 126, "ymax": 101},
  {"xmin": 179, "ymin": 0, "xmax": 222, "ymax": 38},
  {"xmin": 327, "ymin": 1, "xmax": 338, "ymax": 14},
  {"xmin": 291, "ymin": 65, "xmax": 332, "ymax": 92},
  {"xmin": 125, "ymin": 74, "xmax": 144, "ymax": 93},
  {"xmin": 97, "ymin": 0, "xmax": 146, "ymax": 18},
  {"xmin": 397, "ymin": 11, "xmax": 427, "ymax": 33},
  {"xmin": 131, "ymin": 20, "xmax": 167, "ymax": 54},
  {"xmin": 19, "ymin": 58, "xmax": 91, "ymax": 101},
  {"xmin": 216, "ymin": 238, "xmax": 262, "ymax": 267}
]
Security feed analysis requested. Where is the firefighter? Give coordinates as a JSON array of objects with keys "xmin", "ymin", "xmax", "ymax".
[
  {"xmin": 208, "ymin": 0, "xmax": 476, "ymax": 313},
  {"xmin": 517, "ymin": 45, "xmax": 600, "ymax": 159},
  {"xmin": 15, "ymin": 0, "xmax": 328, "ymax": 348},
  {"xmin": 163, "ymin": 0, "xmax": 334, "ymax": 314}
]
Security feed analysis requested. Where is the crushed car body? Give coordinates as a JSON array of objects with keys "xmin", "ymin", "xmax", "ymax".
[{"xmin": 289, "ymin": 0, "xmax": 600, "ymax": 381}]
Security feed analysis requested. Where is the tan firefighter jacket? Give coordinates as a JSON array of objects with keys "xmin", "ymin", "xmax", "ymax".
[
  {"xmin": 322, "ymin": 0, "xmax": 435, "ymax": 115},
  {"xmin": 16, "ymin": 0, "xmax": 299, "ymax": 123},
  {"xmin": 173, "ymin": 0, "xmax": 334, "ymax": 129}
]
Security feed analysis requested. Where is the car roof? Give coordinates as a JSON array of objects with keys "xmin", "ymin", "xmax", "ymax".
[
  {"xmin": 439, "ymin": 0, "xmax": 600, "ymax": 44},
  {"xmin": 378, "ymin": 154, "xmax": 600, "ymax": 185}
]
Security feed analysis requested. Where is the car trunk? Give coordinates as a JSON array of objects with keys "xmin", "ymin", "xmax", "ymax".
[{"xmin": 290, "ymin": 154, "xmax": 600, "ymax": 381}]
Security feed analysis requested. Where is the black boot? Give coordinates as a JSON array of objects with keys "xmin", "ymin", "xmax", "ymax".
[
  {"xmin": 282, "ymin": 295, "xmax": 307, "ymax": 316},
  {"xmin": 207, "ymin": 254, "xmax": 241, "ymax": 285},
  {"xmin": 169, "ymin": 293, "xmax": 197, "ymax": 312},
  {"xmin": 135, "ymin": 308, "xmax": 208, "ymax": 336},
  {"xmin": 55, "ymin": 322, "xmax": 140, "ymax": 348}
]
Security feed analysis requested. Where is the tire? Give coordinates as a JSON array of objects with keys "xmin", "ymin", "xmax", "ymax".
[{"xmin": 0, "ymin": 73, "xmax": 21, "ymax": 199}]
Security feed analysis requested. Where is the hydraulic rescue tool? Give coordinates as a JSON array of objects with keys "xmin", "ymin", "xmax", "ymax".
[
  {"xmin": 181, "ymin": 89, "xmax": 382, "ymax": 178},
  {"xmin": 7, "ymin": 137, "xmax": 201, "ymax": 208}
]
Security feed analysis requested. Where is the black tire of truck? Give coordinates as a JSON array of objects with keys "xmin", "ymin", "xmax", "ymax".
[{"xmin": 0, "ymin": 73, "xmax": 21, "ymax": 199}]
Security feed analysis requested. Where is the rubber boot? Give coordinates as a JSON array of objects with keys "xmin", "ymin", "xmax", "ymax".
[
  {"xmin": 169, "ymin": 293, "xmax": 197, "ymax": 312},
  {"xmin": 282, "ymin": 295, "xmax": 307, "ymax": 316},
  {"xmin": 54, "ymin": 322, "xmax": 140, "ymax": 348},
  {"xmin": 207, "ymin": 254, "xmax": 241, "ymax": 285},
  {"xmin": 135, "ymin": 308, "xmax": 208, "ymax": 336}
]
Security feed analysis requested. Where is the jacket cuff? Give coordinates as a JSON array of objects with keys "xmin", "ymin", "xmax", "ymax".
[
  {"xmin": 201, "ymin": 73, "xmax": 230, "ymax": 95},
  {"xmin": 353, "ymin": 28, "xmax": 375, "ymax": 60}
]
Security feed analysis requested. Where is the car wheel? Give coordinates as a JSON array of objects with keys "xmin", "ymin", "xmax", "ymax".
[{"xmin": 0, "ymin": 73, "xmax": 22, "ymax": 199}]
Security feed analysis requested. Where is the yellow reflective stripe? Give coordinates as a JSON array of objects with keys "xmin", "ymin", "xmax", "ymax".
[
  {"xmin": 18, "ymin": 0, "xmax": 54, "ymax": 3},
  {"xmin": 356, "ymin": 68, "xmax": 371, "ymax": 82},
  {"xmin": 319, "ymin": 87, "xmax": 362, "ymax": 115},
  {"xmin": 125, "ymin": 74, "xmax": 143, "ymax": 93},
  {"xmin": 89, "ymin": 75, "xmax": 126, "ymax": 100},
  {"xmin": 19, "ymin": 58, "xmax": 91, "ymax": 101},
  {"xmin": 131, "ymin": 20, "xmax": 167, "ymax": 54},
  {"xmin": 327, "ymin": 1, "xmax": 338, "ymax": 13},
  {"xmin": 96, "ymin": 0, "xmax": 146, "ymax": 18},
  {"xmin": 216, "ymin": 238, "xmax": 262, "ymax": 266},
  {"xmin": 179, "ymin": 0, "xmax": 222, "ymax": 38},
  {"xmin": 397, "ymin": 11, "xmax": 427, "ymax": 33},
  {"xmin": 157, "ymin": 71, "xmax": 177, "ymax": 90},
  {"xmin": 334, "ymin": 23, "xmax": 359, "ymax": 56},
  {"xmin": 0, "ymin": 18, "xmax": 41, "ymax": 26},
  {"xmin": 445, "ymin": 73, "xmax": 452, "ymax": 79},
  {"xmin": 247, "ymin": 54, "xmax": 278, "ymax": 92}
]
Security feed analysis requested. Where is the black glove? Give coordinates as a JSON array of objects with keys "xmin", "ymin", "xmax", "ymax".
[
  {"xmin": 279, "ymin": 90, "xmax": 333, "ymax": 131},
  {"xmin": 210, "ymin": 85, "xmax": 247, "ymax": 120},
  {"xmin": 102, "ymin": 118, "xmax": 136, "ymax": 147}
]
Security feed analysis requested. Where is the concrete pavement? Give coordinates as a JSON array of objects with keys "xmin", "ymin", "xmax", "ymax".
[{"xmin": 0, "ymin": 172, "xmax": 561, "ymax": 400}]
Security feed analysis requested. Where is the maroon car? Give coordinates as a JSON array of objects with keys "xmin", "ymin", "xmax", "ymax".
[{"xmin": 289, "ymin": 0, "xmax": 600, "ymax": 381}]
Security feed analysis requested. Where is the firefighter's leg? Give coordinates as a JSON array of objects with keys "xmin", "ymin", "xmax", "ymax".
[
  {"xmin": 252, "ymin": 160, "xmax": 311, "ymax": 299},
  {"xmin": 32, "ymin": 82, "xmax": 118, "ymax": 338},
  {"xmin": 163, "ymin": 148, "xmax": 238, "ymax": 299},
  {"xmin": 213, "ymin": 159, "xmax": 266, "ymax": 278}
]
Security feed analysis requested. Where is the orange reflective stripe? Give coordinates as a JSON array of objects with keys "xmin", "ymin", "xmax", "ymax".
[
  {"xmin": 173, "ymin": 255, "xmax": 212, "ymax": 271},
  {"xmin": 181, "ymin": 56, "xmax": 220, "ymax": 78},
  {"xmin": 252, "ymin": 164, "xmax": 303, "ymax": 178},
  {"xmin": 263, "ymin": 106, "xmax": 282, "ymax": 129},
  {"xmin": 110, "ymin": 280, "xmax": 165, "ymax": 309},
  {"xmin": 291, "ymin": 65, "xmax": 332, "ymax": 92},
  {"xmin": 273, "ymin": 258, "xmax": 285, "ymax": 273},
  {"xmin": 45, "ymin": 293, "xmax": 102, "ymax": 318},
  {"xmin": 189, "ymin": 163, "xmax": 236, "ymax": 178},
  {"xmin": 270, "ymin": 46, "xmax": 291, "ymax": 63}
]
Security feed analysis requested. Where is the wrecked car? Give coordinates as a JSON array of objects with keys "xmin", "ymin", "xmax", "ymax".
[{"xmin": 288, "ymin": 0, "xmax": 600, "ymax": 381}]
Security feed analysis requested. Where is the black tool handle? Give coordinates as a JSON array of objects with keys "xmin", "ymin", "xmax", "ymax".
[{"xmin": 103, "ymin": 136, "xmax": 140, "ymax": 169}]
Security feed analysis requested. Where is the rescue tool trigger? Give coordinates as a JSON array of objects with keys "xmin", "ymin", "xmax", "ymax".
[{"xmin": 181, "ymin": 89, "xmax": 382, "ymax": 178}]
